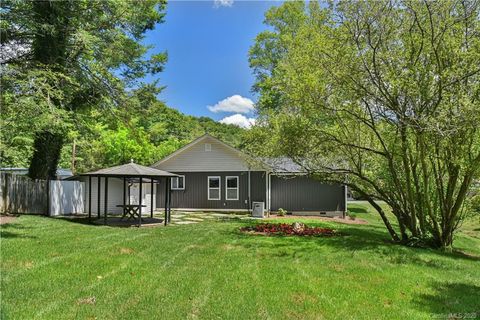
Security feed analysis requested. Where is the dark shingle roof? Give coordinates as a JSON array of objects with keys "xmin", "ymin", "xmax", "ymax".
[{"xmin": 261, "ymin": 157, "xmax": 304, "ymax": 173}]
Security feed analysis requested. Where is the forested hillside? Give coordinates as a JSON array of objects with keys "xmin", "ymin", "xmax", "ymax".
[{"xmin": 1, "ymin": 88, "xmax": 244, "ymax": 173}]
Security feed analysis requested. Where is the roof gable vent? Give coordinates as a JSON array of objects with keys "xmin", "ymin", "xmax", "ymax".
[{"xmin": 205, "ymin": 143, "xmax": 212, "ymax": 152}]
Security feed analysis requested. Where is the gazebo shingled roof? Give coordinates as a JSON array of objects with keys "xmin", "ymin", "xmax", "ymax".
[{"xmin": 81, "ymin": 162, "xmax": 178, "ymax": 177}]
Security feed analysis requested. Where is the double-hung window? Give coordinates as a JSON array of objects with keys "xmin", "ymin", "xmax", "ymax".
[
  {"xmin": 225, "ymin": 176, "xmax": 239, "ymax": 200},
  {"xmin": 171, "ymin": 175, "xmax": 185, "ymax": 190},
  {"xmin": 208, "ymin": 176, "xmax": 221, "ymax": 200}
]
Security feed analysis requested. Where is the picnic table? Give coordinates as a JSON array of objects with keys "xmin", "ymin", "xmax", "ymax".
[{"xmin": 116, "ymin": 204, "xmax": 147, "ymax": 220}]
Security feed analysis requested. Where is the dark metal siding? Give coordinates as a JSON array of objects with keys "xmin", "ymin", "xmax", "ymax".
[
  {"xmin": 271, "ymin": 175, "xmax": 345, "ymax": 212},
  {"xmin": 250, "ymin": 171, "xmax": 267, "ymax": 204},
  {"xmin": 156, "ymin": 171, "xmax": 267, "ymax": 210}
]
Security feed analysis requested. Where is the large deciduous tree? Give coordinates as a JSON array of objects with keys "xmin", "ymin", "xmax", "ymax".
[
  {"xmin": 1, "ymin": 0, "xmax": 167, "ymax": 179},
  {"xmin": 248, "ymin": 1, "xmax": 480, "ymax": 249}
]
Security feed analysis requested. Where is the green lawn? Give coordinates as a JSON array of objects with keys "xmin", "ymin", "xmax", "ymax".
[{"xmin": 1, "ymin": 203, "xmax": 479, "ymax": 320}]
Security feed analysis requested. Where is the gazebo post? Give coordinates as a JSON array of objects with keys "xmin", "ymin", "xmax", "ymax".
[
  {"xmin": 150, "ymin": 179, "xmax": 154, "ymax": 218},
  {"xmin": 123, "ymin": 177, "xmax": 126, "ymax": 207},
  {"xmin": 128, "ymin": 180, "xmax": 131, "ymax": 205},
  {"xmin": 168, "ymin": 177, "xmax": 172, "ymax": 223},
  {"xmin": 97, "ymin": 176, "xmax": 101, "ymax": 219},
  {"xmin": 88, "ymin": 176, "xmax": 92, "ymax": 220},
  {"xmin": 123, "ymin": 176, "xmax": 127, "ymax": 220},
  {"xmin": 138, "ymin": 177, "xmax": 143, "ymax": 227},
  {"xmin": 164, "ymin": 177, "xmax": 168, "ymax": 226},
  {"xmin": 104, "ymin": 177, "xmax": 109, "ymax": 225}
]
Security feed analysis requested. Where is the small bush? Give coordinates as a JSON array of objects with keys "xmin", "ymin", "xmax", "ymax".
[
  {"xmin": 347, "ymin": 212, "xmax": 357, "ymax": 220},
  {"xmin": 277, "ymin": 208, "xmax": 287, "ymax": 216},
  {"xmin": 470, "ymin": 194, "xmax": 480, "ymax": 214}
]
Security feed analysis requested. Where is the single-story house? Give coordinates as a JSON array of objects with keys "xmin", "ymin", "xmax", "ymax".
[
  {"xmin": 151, "ymin": 134, "xmax": 347, "ymax": 216},
  {"xmin": 77, "ymin": 134, "xmax": 347, "ymax": 217}
]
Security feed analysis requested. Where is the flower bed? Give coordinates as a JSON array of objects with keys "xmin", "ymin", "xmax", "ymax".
[{"xmin": 240, "ymin": 222, "xmax": 337, "ymax": 237}]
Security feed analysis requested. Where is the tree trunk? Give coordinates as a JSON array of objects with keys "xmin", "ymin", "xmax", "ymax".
[
  {"xmin": 28, "ymin": 131, "xmax": 64, "ymax": 180},
  {"xmin": 28, "ymin": 1, "xmax": 70, "ymax": 179}
]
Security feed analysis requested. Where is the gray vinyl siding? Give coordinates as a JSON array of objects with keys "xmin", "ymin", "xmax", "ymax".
[
  {"xmin": 156, "ymin": 171, "xmax": 267, "ymax": 210},
  {"xmin": 153, "ymin": 136, "xmax": 253, "ymax": 172},
  {"xmin": 270, "ymin": 175, "xmax": 345, "ymax": 212}
]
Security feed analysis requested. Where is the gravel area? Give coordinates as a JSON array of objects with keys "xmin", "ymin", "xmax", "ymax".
[{"xmin": 0, "ymin": 215, "xmax": 17, "ymax": 225}]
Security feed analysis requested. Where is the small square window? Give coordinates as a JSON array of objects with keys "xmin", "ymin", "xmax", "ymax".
[
  {"xmin": 209, "ymin": 177, "xmax": 219, "ymax": 188},
  {"xmin": 205, "ymin": 143, "xmax": 212, "ymax": 152},
  {"xmin": 171, "ymin": 176, "xmax": 185, "ymax": 190},
  {"xmin": 227, "ymin": 177, "xmax": 238, "ymax": 188},
  {"xmin": 209, "ymin": 189, "xmax": 220, "ymax": 200}
]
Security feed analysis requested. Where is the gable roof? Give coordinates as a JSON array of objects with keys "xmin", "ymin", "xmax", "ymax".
[
  {"xmin": 151, "ymin": 134, "xmax": 245, "ymax": 168},
  {"xmin": 151, "ymin": 134, "xmax": 309, "ymax": 173},
  {"xmin": 151, "ymin": 133, "xmax": 268, "ymax": 171}
]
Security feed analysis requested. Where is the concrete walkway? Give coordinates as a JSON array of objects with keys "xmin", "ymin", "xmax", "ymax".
[{"xmin": 156, "ymin": 211, "xmax": 252, "ymax": 225}]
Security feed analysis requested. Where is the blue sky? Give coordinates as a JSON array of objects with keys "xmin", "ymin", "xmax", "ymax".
[{"xmin": 143, "ymin": 0, "xmax": 280, "ymax": 128}]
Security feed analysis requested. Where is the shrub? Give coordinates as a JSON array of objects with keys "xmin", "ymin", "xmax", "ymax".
[
  {"xmin": 277, "ymin": 208, "xmax": 287, "ymax": 216},
  {"xmin": 347, "ymin": 212, "xmax": 357, "ymax": 220},
  {"xmin": 469, "ymin": 194, "xmax": 480, "ymax": 214}
]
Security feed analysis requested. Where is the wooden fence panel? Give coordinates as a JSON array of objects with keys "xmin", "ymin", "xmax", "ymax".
[{"xmin": 0, "ymin": 173, "xmax": 48, "ymax": 214}]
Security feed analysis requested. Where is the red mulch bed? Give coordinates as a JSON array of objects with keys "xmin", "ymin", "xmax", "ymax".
[
  {"xmin": 240, "ymin": 223, "xmax": 337, "ymax": 237},
  {"xmin": 270, "ymin": 215, "xmax": 368, "ymax": 225}
]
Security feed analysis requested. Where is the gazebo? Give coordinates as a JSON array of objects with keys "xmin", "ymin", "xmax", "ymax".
[{"xmin": 80, "ymin": 161, "xmax": 178, "ymax": 226}]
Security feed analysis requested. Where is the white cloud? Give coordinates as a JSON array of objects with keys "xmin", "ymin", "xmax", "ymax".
[
  {"xmin": 207, "ymin": 95, "xmax": 255, "ymax": 114},
  {"xmin": 213, "ymin": 0, "xmax": 233, "ymax": 8},
  {"xmin": 219, "ymin": 114, "xmax": 256, "ymax": 129}
]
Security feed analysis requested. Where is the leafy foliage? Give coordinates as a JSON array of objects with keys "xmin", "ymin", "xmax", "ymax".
[
  {"xmin": 1, "ymin": 0, "xmax": 244, "ymax": 174},
  {"xmin": 1, "ymin": 0, "xmax": 167, "ymax": 178},
  {"xmin": 2, "ymin": 86, "xmax": 245, "ymax": 173},
  {"xmin": 247, "ymin": 0, "xmax": 480, "ymax": 249},
  {"xmin": 58, "ymin": 98, "xmax": 244, "ymax": 173}
]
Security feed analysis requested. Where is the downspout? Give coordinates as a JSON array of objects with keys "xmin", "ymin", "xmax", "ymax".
[
  {"xmin": 248, "ymin": 170, "xmax": 251, "ymax": 214},
  {"xmin": 267, "ymin": 171, "xmax": 271, "ymax": 215}
]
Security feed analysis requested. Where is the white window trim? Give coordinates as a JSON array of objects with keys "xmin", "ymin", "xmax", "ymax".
[
  {"xmin": 171, "ymin": 175, "xmax": 185, "ymax": 190},
  {"xmin": 225, "ymin": 176, "xmax": 239, "ymax": 201},
  {"xmin": 208, "ymin": 176, "xmax": 221, "ymax": 200}
]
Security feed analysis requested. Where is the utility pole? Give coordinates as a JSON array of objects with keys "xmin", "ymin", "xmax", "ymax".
[{"xmin": 71, "ymin": 139, "xmax": 76, "ymax": 175}]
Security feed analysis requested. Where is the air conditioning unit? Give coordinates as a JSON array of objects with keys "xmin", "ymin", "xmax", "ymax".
[{"xmin": 252, "ymin": 202, "xmax": 265, "ymax": 218}]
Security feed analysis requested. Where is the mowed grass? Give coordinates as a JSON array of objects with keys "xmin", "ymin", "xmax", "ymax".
[{"xmin": 1, "ymin": 203, "xmax": 479, "ymax": 320}]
